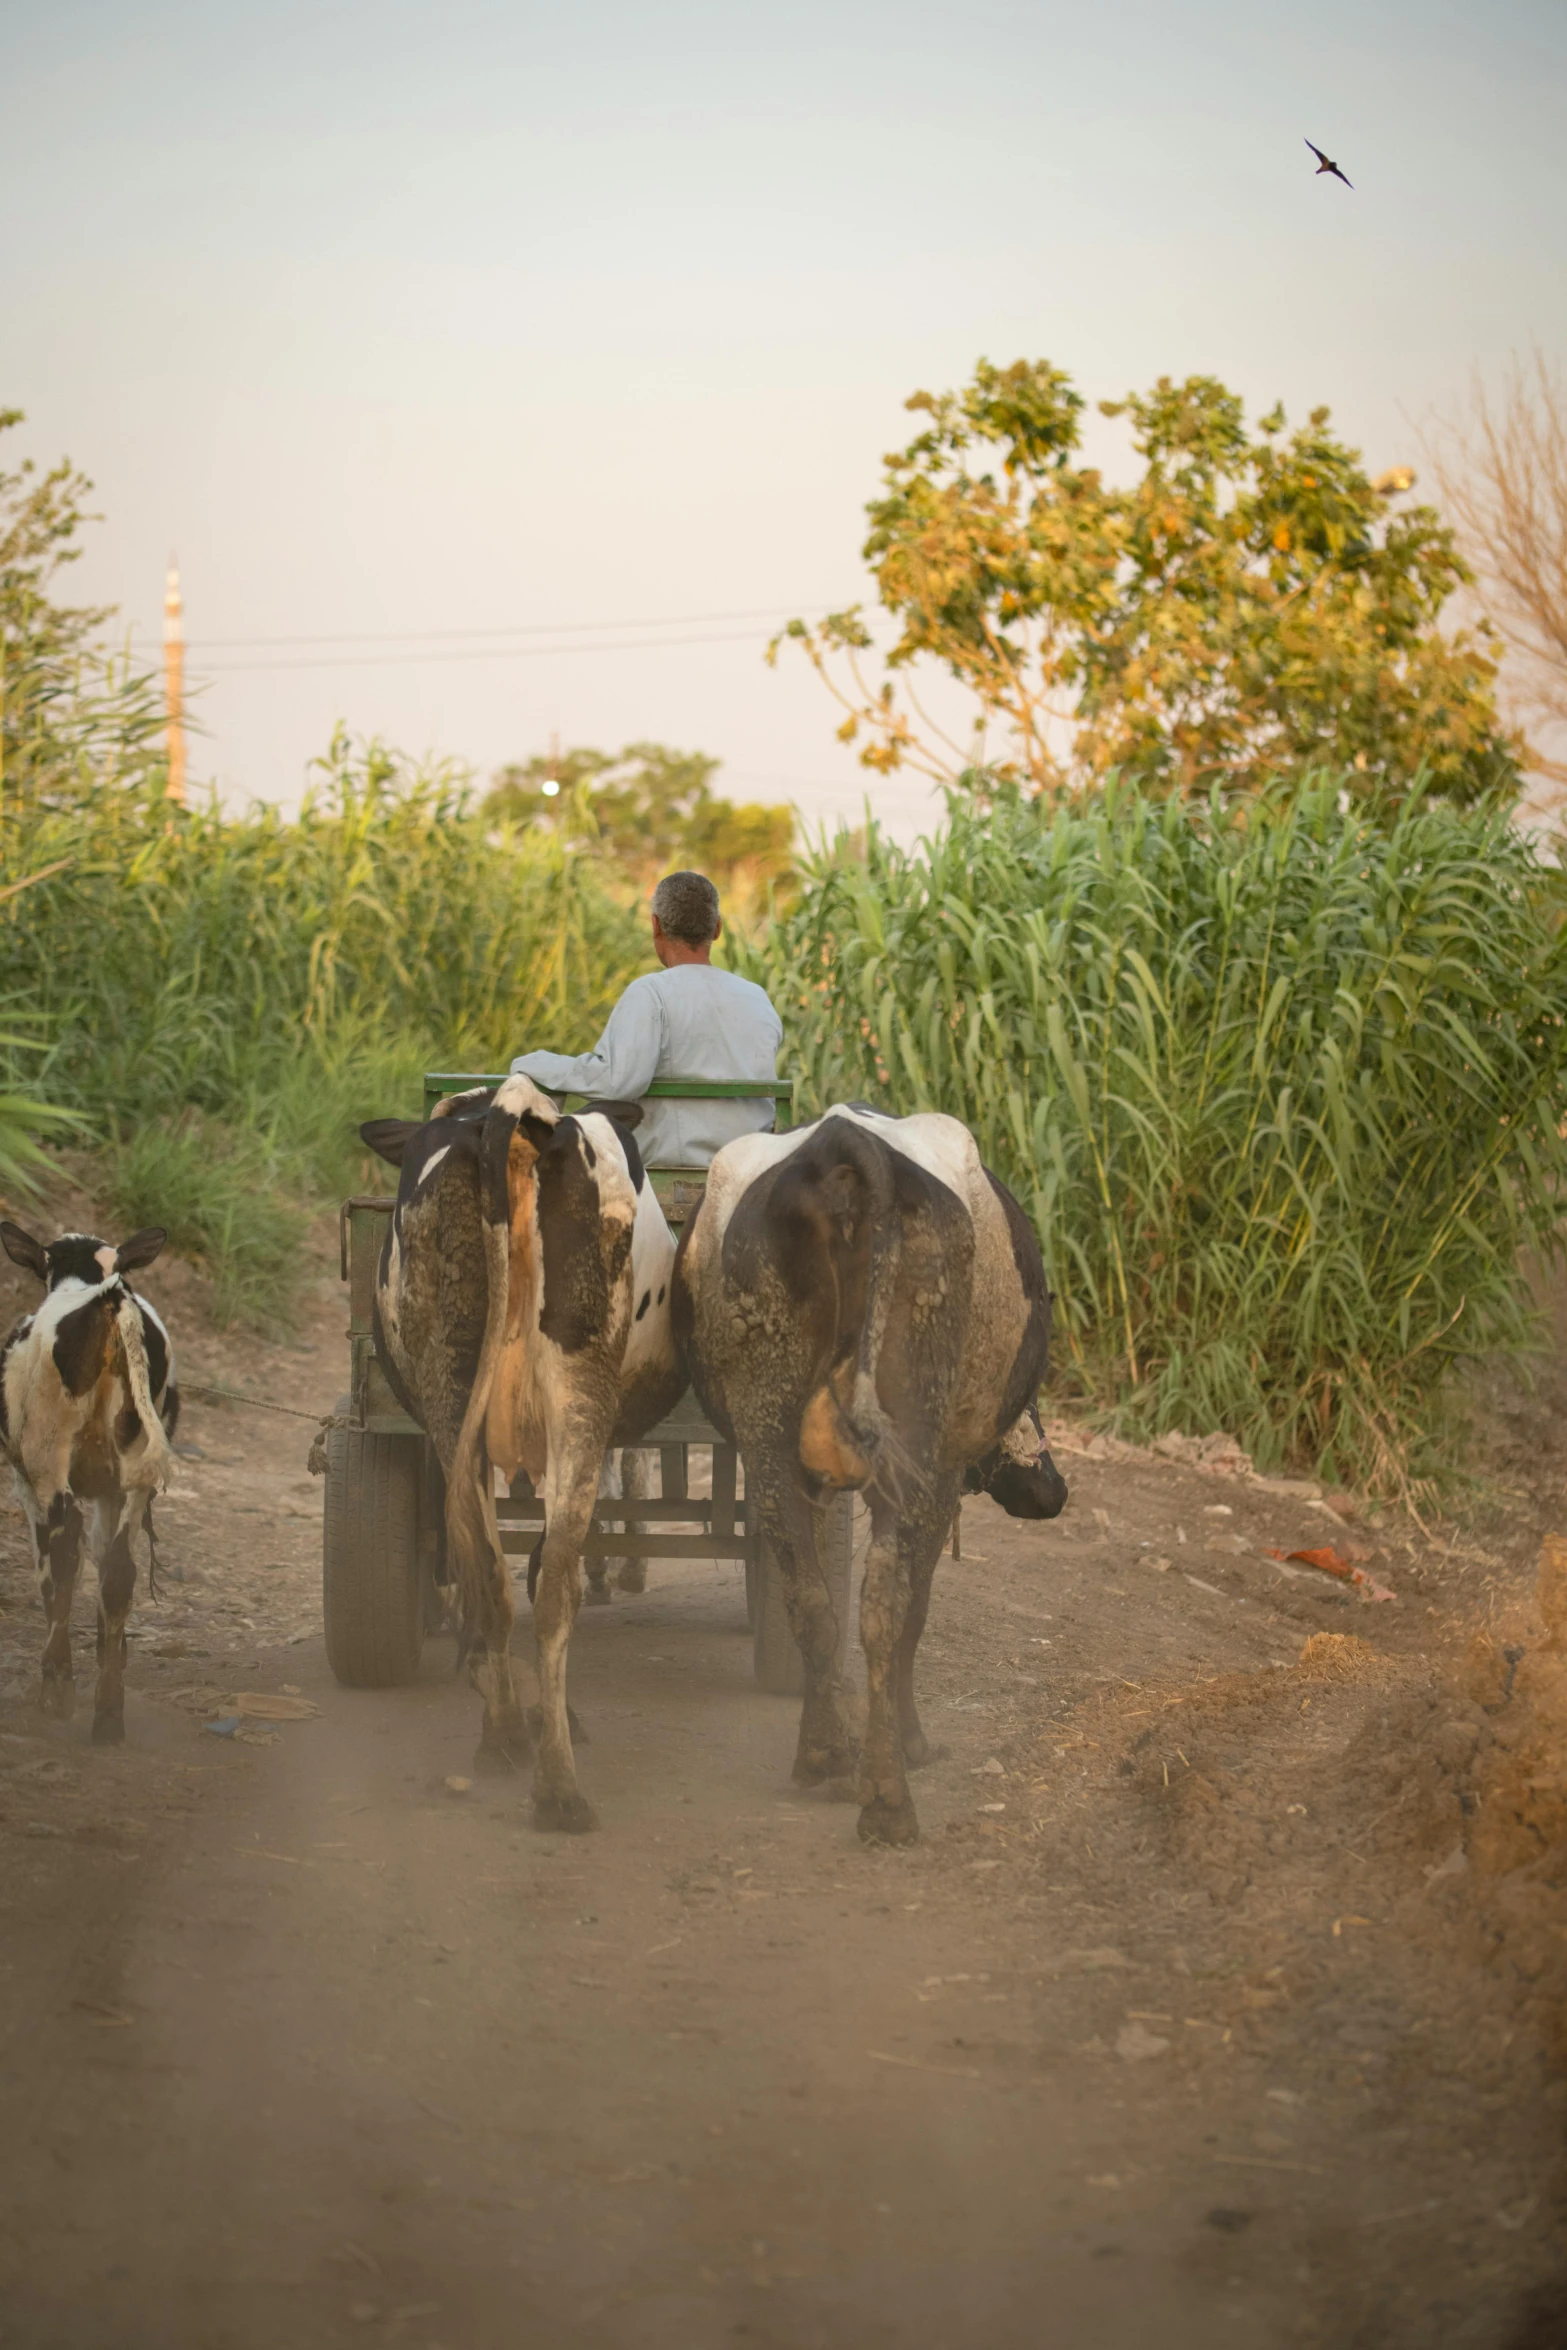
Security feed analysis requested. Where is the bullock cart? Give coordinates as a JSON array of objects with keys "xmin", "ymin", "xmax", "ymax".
[{"xmin": 322, "ymin": 1075, "xmax": 853, "ymax": 1700}]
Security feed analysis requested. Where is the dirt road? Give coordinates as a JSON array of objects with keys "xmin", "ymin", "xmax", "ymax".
[{"xmin": 3, "ymin": 1209, "xmax": 1567, "ymax": 2348}]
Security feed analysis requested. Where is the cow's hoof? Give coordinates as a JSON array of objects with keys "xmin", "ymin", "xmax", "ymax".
[
  {"xmin": 532, "ymin": 1786, "xmax": 598, "ymax": 1834},
  {"xmin": 474, "ymin": 1712, "xmax": 531, "ymax": 1774},
  {"xmin": 615, "ymin": 1565, "xmax": 647, "ymax": 1593},
  {"xmin": 39, "ymin": 1676, "xmax": 75, "ymax": 1720},
  {"xmin": 91, "ymin": 1713, "xmax": 125, "ymax": 1747},
  {"xmin": 792, "ymin": 1742, "xmax": 857, "ymax": 1788},
  {"xmin": 583, "ymin": 1583, "xmax": 613, "ymax": 1608},
  {"xmin": 857, "ymin": 1795, "xmax": 920, "ymax": 1848},
  {"xmin": 903, "ymin": 1733, "xmax": 946, "ymax": 1770}
]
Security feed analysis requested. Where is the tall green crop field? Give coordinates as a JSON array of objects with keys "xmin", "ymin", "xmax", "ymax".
[
  {"xmin": 743, "ymin": 781, "xmax": 1567, "ymax": 1492},
  {"xmin": 0, "ymin": 736, "xmax": 649, "ymax": 1323}
]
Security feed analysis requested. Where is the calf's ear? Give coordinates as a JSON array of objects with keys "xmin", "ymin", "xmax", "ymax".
[
  {"xmin": 0, "ymin": 1221, "xmax": 48, "ymax": 1279},
  {"xmin": 360, "ymin": 1118, "xmax": 423, "ymax": 1167},
  {"xmin": 116, "ymin": 1227, "xmax": 167, "ymax": 1273}
]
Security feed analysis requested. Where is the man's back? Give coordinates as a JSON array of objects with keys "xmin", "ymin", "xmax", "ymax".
[
  {"xmin": 511, "ymin": 959, "xmax": 782, "ymax": 1169},
  {"xmin": 628, "ymin": 964, "xmax": 781, "ymax": 1166}
]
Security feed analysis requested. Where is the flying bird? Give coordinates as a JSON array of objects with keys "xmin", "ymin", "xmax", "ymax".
[{"xmin": 1305, "ymin": 139, "xmax": 1352, "ymax": 188}]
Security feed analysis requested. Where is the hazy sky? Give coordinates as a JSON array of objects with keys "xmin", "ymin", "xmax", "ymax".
[{"xmin": 4, "ymin": 0, "xmax": 1565, "ymax": 839}]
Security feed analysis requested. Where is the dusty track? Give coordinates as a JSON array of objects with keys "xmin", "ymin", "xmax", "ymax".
[{"xmin": 2, "ymin": 1202, "xmax": 1566, "ymax": 2348}]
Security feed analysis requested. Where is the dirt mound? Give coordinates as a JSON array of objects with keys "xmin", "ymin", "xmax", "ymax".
[
  {"xmin": 1297, "ymin": 1629, "xmax": 1391, "ymax": 1682},
  {"xmin": 1074, "ymin": 1543, "xmax": 1567, "ymax": 2069}
]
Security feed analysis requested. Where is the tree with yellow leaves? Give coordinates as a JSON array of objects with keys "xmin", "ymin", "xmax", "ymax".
[{"xmin": 774, "ymin": 359, "xmax": 1518, "ymax": 804}]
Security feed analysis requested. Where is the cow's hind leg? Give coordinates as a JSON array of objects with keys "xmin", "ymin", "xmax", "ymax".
[
  {"xmin": 857, "ymin": 1481, "xmax": 958, "ymax": 1846},
  {"xmin": 895, "ymin": 1544, "xmax": 944, "ymax": 1769},
  {"xmin": 614, "ymin": 1447, "xmax": 652, "ymax": 1593},
  {"xmin": 462, "ymin": 1473, "xmax": 532, "ymax": 1775},
  {"xmin": 751, "ymin": 1460, "xmax": 855, "ymax": 1788},
  {"xmin": 585, "ymin": 1456, "xmax": 618, "ymax": 1607},
  {"xmin": 90, "ymin": 1498, "xmax": 137, "ymax": 1745},
  {"xmin": 35, "ymin": 1495, "xmax": 82, "ymax": 1720},
  {"xmin": 530, "ymin": 1453, "xmax": 601, "ymax": 1832}
]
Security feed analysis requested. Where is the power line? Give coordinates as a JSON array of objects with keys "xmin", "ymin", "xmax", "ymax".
[
  {"xmin": 166, "ymin": 598, "xmax": 855, "ymax": 654},
  {"xmin": 188, "ymin": 624, "xmax": 832, "ymax": 678}
]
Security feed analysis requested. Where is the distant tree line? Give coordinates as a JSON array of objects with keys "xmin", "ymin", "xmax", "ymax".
[{"xmin": 482, "ymin": 742, "xmax": 795, "ymax": 894}]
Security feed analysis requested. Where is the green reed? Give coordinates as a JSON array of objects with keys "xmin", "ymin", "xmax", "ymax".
[
  {"xmin": 0, "ymin": 733, "xmax": 649, "ymax": 1323},
  {"xmin": 740, "ymin": 779, "xmax": 1567, "ymax": 1492}
]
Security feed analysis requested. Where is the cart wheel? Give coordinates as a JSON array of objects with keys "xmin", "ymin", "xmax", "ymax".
[
  {"xmin": 752, "ymin": 1492, "xmax": 853, "ymax": 1697},
  {"xmin": 323, "ymin": 1419, "xmax": 424, "ymax": 1688}
]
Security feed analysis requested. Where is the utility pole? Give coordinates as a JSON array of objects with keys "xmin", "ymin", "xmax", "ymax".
[{"xmin": 163, "ymin": 560, "xmax": 185, "ymax": 804}]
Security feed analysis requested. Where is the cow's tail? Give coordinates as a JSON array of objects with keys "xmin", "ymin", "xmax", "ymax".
[
  {"xmin": 797, "ymin": 1119, "xmax": 927, "ymax": 1509},
  {"xmin": 115, "ymin": 1294, "xmax": 173, "ymax": 1496},
  {"xmin": 446, "ymin": 1079, "xmax": 556, "ymax": 1585}
]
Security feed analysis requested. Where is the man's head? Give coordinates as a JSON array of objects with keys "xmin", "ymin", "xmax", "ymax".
[{"xmin": 651, "ymin": 871, "xmax": 721, "ymax": 967}]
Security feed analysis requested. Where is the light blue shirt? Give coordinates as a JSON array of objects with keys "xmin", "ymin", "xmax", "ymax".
[{"xmin": 511, "ymin": 963, "xmax": 784, "ymax": 1169}]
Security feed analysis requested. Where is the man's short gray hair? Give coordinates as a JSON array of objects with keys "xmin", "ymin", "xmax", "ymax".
[{"xmin": 652, "ymin": 870, "xmax": 720, "ymax": 945}]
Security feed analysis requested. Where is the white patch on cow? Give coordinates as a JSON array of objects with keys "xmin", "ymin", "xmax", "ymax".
[
  {"xmin": 621, "ymin": 1154, "xmax": 678, "ymax": 1385},
  {"xmin": 137, "ymin": 1296, "xmax": 177, "ymax": 1402},
  {"xmin": 94, "ymin": 1245, "xmax": 118, "ymax": 1277},
  {"xmin": 24, "ymin": 1277, "xmax": 113, "ymax": 1347},
  {"xmin": 417, "ymin": 1143, "xmax": 451, "ymax": 1187},
  {"xmin": 494, "ymin": 1072, "xmax": 561, "ymax": 1126},
  {"xmin": 571, "ymin": 1113, "xmax": 638, "ymax": 1224},
  {"xmin": 699, "ymin": 1105, "xmax": 987, "ymax": 1253}
]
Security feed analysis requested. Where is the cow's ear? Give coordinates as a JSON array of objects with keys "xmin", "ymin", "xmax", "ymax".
[
  {"xmin": 611, "ymin": 1117, "xmax": 646, "ymax": 1194},
  {"xmin": 360, "ymin": 1119, "xmax": 423, "ymax": 1167},
  {"xmin": 431, "ymin": 1086, "xmax": 495, "ymax": 1124},
  {"xmin": 517, "ymin": 1111, "xmax": 558, "ymax": 1154},
  {"xmin": 115, "ymin": 1227, "xmax": 167, "ymax": 1273},
  {"xmin": 577, "ymin": 1098, "xmax": 643, "ymax": 1132},
  {"xmin": 0, "ymin": 1221, "xmax": 48, "ymax": 1280}
]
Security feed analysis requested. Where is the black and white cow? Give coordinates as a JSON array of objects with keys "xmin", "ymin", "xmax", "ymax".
[
  {"xmin": 0, "ymin": 1224, "xmax": 178, "ymax": 1742},
  {"xmin": 361, "ymin": 1075, "xmax": 683, "ymax": 1829},
  {"xmin": 675, "ymin": 1105, "xmax": 1067, "ymax": 1847}
]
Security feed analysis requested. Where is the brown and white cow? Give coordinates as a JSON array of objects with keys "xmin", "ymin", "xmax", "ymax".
[
  {"xmin": 675, "ymin": 1104, "xmax": 1067, "ymax": 1847},
  {"xmin": 0, "ymin": 1224, "xmax": 178, "ymax": 1742},
  {"xmin": 361, "ymin": 1075, "xmax": 683, "ymax": 1829}
]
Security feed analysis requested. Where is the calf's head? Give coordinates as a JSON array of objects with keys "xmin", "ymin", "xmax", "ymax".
[
  {"xmin": 965, "ymin": 1404, "xmax": 1068, "ymax": 1520},
  {"xmin": 0, "ymin": 1223, "xmax": 167, "ymax": 1290}
]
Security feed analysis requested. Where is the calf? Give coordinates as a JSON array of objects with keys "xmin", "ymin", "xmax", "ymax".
[
  {"xmin": 676, "ymin": 1105, "xmax": 1067, "ymax": 1846},
  {"xmin": 0, "ymin": 1224, "xmax": 178, "ymax": 1742},
  {"xmin": 361, "ymin": 1076, "xmax": 683, "ymax": 1828}
]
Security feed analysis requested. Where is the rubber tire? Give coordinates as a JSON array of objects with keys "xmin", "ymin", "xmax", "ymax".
[
  {"xmin": 753, "ymin": 1492, "xmax": 853, "ymax": 1697},
  {"xmin": 323, "ymin": 1423, "xmax": 424, "ymax": 1688}
]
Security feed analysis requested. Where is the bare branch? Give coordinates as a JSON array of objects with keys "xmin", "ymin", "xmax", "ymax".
[{"xmin": 1424, "ymin": 348, "xmax": 1567, "ymax": 736}]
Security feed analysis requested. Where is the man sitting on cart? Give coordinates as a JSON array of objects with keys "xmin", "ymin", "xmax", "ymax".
[{"xmin": 509, "ymin": 869, "xmax": 783, "ymax": 1169}]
